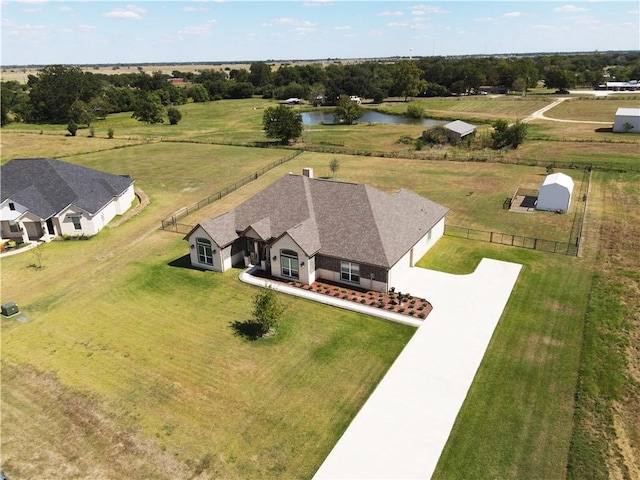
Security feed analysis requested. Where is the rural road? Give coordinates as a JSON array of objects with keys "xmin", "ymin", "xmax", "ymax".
[{"xmin": 525, "ymin": 94, "xmax": 615, "ymax": 125}]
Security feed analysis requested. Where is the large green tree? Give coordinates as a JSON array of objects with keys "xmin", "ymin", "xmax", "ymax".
[
  {"xmin": 249, "ymin": 61, "xmax": 272, "ymax": 88},
  {"xmin": 262, "ymin": 104, "xmax": 303, "ymax": 144},
  {"xmin": 27, "ymin": 65, "xmax": 102, "ymax": 123},
  {"xmin": 392, "ymin": 61, "xmax": 425, "ymax": 101},
  {"xmin": 131, "ymin": 93, "xmax": 165, "ymax": 124}
]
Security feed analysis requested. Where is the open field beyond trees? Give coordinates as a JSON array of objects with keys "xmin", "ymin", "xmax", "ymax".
[{"xmin": 1, "ymin": 92, "xmax": 638, "ymax": 479}]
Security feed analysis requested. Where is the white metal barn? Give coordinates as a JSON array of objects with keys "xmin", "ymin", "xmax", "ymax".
[
  {"xmin": 536, "ymin": 172, "xmax": 574, "ymax": 213},
  {"xmin": 613, "ymin": 107, "xmax": 640, "ymax": 133}
]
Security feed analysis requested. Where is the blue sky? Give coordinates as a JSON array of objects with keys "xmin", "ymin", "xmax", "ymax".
[{"xmin": 1, "ymin": 1, "xmax": 639, "ymax": 65}]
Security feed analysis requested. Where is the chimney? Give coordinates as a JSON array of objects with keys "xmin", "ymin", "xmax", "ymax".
[{"xmin": 302, "ymin": 167, "xmax": 314, "ymax": 178}]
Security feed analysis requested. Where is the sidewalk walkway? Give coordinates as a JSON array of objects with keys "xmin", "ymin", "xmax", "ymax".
[{"xmin": 311, "ymin": 258, "xmax": 522, "ymax": 479}]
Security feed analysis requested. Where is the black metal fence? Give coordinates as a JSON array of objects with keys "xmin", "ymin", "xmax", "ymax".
[
  {"xmin": 161, "ymin": 150, "xmax": 303, "ymax": 231},
  {"xmin": 444, "ymin": 225, "xmax": 578, "ymax": 256}
]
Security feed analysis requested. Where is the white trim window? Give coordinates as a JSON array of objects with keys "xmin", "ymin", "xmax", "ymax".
[
  {"xmin": 71, "ymin": 216, "xmax": 82, "ymax": 230},
  {"xmin": 280, "ymin": 249, "xmax": 299, "ymax": 279},
  {"xmin": 341, "ymin": 261, "xmax": 360, "ymax": 284},
  {"xmin": 196, "ymin": 237, "xmax": 213, "ymax": 266}
]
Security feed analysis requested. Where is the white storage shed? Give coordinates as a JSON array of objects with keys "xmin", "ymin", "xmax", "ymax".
[
  {"xmin": 613, "ymin": 107, "xmax": 640, "ymax": 133},
  {"xmin": 536, "ymin": 173, "xmax": 574, "ymax": 213}
]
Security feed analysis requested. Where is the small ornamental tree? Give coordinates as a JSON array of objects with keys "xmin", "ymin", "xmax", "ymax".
[
  {"xmin": 252, "ymin": 288, "xmax": 284, "ymax": 335},
  {"xmin": 167, "ymin": 106, "xmax": 182, "ymax": 125},
  {"xmin": 263, "ymin": 104, "xmax": 303, "ymax": 144},
  {"xmin": 333, "ymin": 94, "xmax": 362, "ymax": 125},
  {"xmin": 67, "ymin": 120, "xmax": 78, "ymax": 136},
  {"xmin": 329, "ymin": 157, "xmax": 340, "ymax": 178}
]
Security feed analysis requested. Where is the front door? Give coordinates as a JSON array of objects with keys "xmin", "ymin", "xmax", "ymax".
[
  {"xmin": 247, "ymin": 238, "xmax": 259, "ymax": 264},
  {"xmin": 46, "ymin": 218, "xmax": 55, "ymax": 235}
]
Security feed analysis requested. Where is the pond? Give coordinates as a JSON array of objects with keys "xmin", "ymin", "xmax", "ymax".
[{"xmin": 301, "ymin": 110, "xmax": 442, "ymax": 126}]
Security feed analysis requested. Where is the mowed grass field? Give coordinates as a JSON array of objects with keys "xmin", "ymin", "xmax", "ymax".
[{"xmin": 1, "ymin": 92, "xmax": 638, "ymax": 479}]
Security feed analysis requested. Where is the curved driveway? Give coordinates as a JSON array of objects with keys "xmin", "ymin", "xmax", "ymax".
[{"xmin": 242, "ymin": 259, "xmax": 522, "ymax": 479}]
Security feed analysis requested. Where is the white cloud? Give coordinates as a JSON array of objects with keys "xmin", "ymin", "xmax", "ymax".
[
  {"xmin": 553, "ymin": 5, "xmax": 588, "ymax": 13},
  {"xmin": 77, "ymin": 24, "xmax": 95, "ymax": 33},
  {"xmin": 104, "ymin": 5, "xmax": 147, "ymax": 20},
  {"xmin": 379, "ymin": 11, "xmax": 403, "ymax": 17},
  {"xmin": 1, "ymin": 17, "xmax": 47, "ymax": 41},
  {"xmin": 263, "ymin": 17, "xmax": 315, "ymax": 28},
  {"xmin": 387, "ymin": 21, "xmax": 410, "ymax": 28},
  {"xmin": 333, "ymin": 25, "xmax": 351, "ymax": 31},
  {"xmin": 303, "ymin": 0, "xmax": 333, "ymax": 7},
  {"xmin": 410, "ymin": 5, "xmax": 449, "ymax": 15},
  {"xmin": 503, "ymin": 12, "xmax": 524, "ymax": 19},
  {"xmin": 178, "ymin": 20, "xmax": 217, "ymax": 38}
]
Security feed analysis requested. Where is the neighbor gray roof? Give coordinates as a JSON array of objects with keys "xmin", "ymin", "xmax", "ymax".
[
  {"xmin": 444, "ymin": 120, "xmax": 477, "ymax": 137},
  {"xmin": 1, "ymin": 158, "xmax": 134, "ymax": 219},
  {"xmin": 190, "ymin": 174, "xmax": 449, "ymax": 268}
]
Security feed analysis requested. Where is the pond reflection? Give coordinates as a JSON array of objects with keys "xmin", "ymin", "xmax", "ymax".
[{"xmin": 301, "ymin": 110, "xmax": 441, "ymax": 126}]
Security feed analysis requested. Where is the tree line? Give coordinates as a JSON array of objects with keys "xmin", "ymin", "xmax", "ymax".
[{"xmin": 2, "ymin": 51, "xmax": 639, "ymax": 126}]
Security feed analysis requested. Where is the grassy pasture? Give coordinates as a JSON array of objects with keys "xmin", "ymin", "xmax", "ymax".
[
  {"xmin": 418, "ymin": 236, "xmax": 591, "ymax": 480},
  {"xmin": 543, "ymin": 95, "xmax": 640, "ymax": 122},
  {"xmin": 1, "ymin": 92, "xmax": 638, "ymax": 479},
  {"xmin": 378, "ymin": 96, "xmax": 552, "ymax": 121}
]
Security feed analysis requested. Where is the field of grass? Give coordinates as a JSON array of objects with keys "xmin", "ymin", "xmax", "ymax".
[
  {"xmin": 543, "ymin": 95, "xmax": 640, "ymax": 122},
  {"xmin": 378, "ymin": 96, "xmax": 552, "ymax": 122},
  {"xmin": 1, "ymin": 93, "xmax": 638, "ymax": 479},
  {"xmin": 418, "ymin": 236, "xmax": 591, "ymax": 479}
]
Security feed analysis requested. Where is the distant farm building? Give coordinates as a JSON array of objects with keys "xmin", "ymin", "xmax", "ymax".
[
  {"xmin": 597, "ymin": 80, "xmax": 640, "ymax": 91},
  {"xmin": 443, "ymin": 120, "xmax": 477, "ymax": 144},
  {"xmin": 536, "ymin": 173, "xmax": 574, "ymax": 213},
  {"xmin": 613, "ymin": 107, "xmax": 640, "ymax": 133}
]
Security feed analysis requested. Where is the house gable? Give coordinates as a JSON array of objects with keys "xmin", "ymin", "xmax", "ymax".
[{"xmin": 0, "ymin": 158, "xmax": 134, "ymax": 218}]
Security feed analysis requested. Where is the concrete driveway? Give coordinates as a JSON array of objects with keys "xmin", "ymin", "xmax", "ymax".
[{"xmin": 313, "ymin": 258, "xmax": 522, "ymax": 480}]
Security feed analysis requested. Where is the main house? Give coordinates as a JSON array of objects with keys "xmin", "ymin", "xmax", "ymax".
[
  {"xmin": 185, "ymin": 169, "xmax": 449, "ymax": 293},
  {"xmin": 1, "ymin": 158, "xmax": 135, "ymax": 243}
]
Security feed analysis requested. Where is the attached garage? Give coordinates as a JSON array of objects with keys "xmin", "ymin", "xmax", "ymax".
[
  {"xmin": 613, "ymin": 107, "xmax": 640, "ymax": 133},
  {"xmin": 536, "ymin": 172, "xmax": 574, "ymax": 213}
]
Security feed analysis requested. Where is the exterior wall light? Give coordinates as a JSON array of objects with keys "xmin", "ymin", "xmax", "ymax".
[
  {"xmin": 273, "ymin": 255, "xmax": 277, "ymax": 261},
  {"xmin": 300, "ymin": 261, "xmax": 305, "ymax": 267},
  {"xmin": 190, "ymin": 244, "xmax": 195, "ymax": 249}
]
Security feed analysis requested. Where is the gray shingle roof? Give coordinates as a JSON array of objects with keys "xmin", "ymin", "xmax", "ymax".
[
  {"xmin": 1, "ymin": 158, "xmax": 134, "ymax": 219},
  {"xmin": 193, "ymin": 174, "xmax": 449, "ymax": 268}
]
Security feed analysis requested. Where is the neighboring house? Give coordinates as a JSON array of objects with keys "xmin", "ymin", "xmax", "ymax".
[
  {"xmin": 1, "ymin": 158, "xmax": 135, "ymax": 243},
  {"xmin": 443, "ymin": 120, "xmax": 477, "ymax": 144},
  {"xmin": 613, "ymin": 107, "xmax": 640, "ymax": 133},
  {"xmin": 185, "ymin": 169, "xmax": 449, "ymax": 293},
  {"xmin": 536, "ymin": 172, "xmax": 574, "ymax": 213}
]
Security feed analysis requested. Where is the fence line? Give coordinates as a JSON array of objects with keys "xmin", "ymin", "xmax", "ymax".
[
  {"xmin": 160, "ymin": 149, "xmax": 303, "ymax": 231},
  {"xmin": 444, "ymin": 225, "xmax": 578, "ymax": 256}
]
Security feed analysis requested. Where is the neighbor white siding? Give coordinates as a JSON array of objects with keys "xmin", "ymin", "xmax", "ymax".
[
  {"xmin": 613, "ymin": 107, "xmax": 640, "ymax": 133},
  {"xmin": 536, "ymin": 173, "xmax": 574, "ymax": 213}
]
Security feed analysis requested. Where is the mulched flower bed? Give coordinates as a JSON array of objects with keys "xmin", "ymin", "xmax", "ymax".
[
  {"xmin": 249, "ymin": 269, "xmax": 433, "ymax": 319},
  {"xmin": 285, "ymin": 279, "xmax": 433, "ymax": 319}
]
